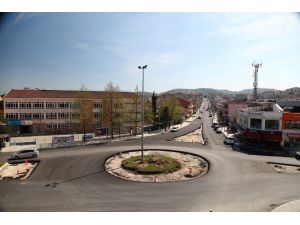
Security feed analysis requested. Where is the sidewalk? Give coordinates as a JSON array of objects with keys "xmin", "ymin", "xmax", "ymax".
[
  {"xmin": 272, "ymin": 200, "xmax": 300, "ymax": 212},
  {"xmin": 0, "ymin": 115, "xmax": 198, "ymax": 153}
]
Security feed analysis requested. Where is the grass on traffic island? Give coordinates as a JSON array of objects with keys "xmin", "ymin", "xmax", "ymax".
[{"xmin": 121, "ymin": 154, "xmax": 181, "ymax": 174}]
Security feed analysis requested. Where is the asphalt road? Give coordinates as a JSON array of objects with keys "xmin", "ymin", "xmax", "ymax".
[{"xmin": 1, "ymin": 99, "xmax": 300, "ymax": 212}]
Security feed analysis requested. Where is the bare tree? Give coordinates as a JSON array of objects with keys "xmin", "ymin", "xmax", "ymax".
[
  {"xmin": 75, "ymin": 85, "xmax": 93, "ymax": 142},
  {"xmin": 102, "ymin": 82, "xmax": 123, "ymax": 139}
]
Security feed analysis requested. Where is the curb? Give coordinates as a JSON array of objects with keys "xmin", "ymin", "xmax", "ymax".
[
  {"xmin": 0, "ymin": 162, "xmax": 9, "ymax": 175},
  {"xmin": 21, "ymin": 163, "xmax": 38, "ymax": 180},
  {"xmin": 103, "ymin": 148, "xmax": 210, "ymax": 183},
  {"xmin": 272, "ymin": 200, "xmax": 300, "ymax": 212}
]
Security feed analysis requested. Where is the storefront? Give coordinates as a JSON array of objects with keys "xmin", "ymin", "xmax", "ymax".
[{"xmin": 282, "ymin": 112, "xmax": 300, "ymax": 150}]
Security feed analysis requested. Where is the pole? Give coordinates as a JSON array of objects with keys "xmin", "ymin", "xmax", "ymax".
[
  {"xmin": 138, "ymin": 65, "xmax": 147, "ymax": 163},
  {"xmin": 141, "ymin": 67, "xmax": 145, "ymax": 162},
  {"xmin": 83, "ymin": 118, "xmax": 86, "ymax": 142}
]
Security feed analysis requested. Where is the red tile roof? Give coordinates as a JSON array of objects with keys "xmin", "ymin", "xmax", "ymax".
[
  {"xmin": 5, "ymin": 89, "xmax": 136, "ymax": 99},
  {"xmin": 178, "ymin": 97, "xmax": 192, "ymax": 109}
]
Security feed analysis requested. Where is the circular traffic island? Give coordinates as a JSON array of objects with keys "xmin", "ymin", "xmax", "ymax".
[{"xmin": 105, "ymin": 150, "xmax": 208, "ymax": 182}]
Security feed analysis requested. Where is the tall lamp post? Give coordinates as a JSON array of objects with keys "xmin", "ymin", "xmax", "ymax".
[{"xmin": 138, "ymin": 65, "xmax": 147, "ymax": 162}]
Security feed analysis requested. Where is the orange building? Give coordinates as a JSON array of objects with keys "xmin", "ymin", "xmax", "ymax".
[{"xmin": 277, "ymin": 100, "xmax": 300, "ymax": 150}]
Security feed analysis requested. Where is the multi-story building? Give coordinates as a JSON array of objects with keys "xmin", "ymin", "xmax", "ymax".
[
  {"xmin": 236, "ymin": 102, "xmax": 283, "ymax": 148},
  {"xmin": 215, "ymin": 98, "xmax": 247, "ymax": 126},
  {"xmin": 277, "ymin": 100, "xmax": 300, "ymax": 151},
  {"xmin": 3, "ymin": 89, "xmax": 137, "ymax": 135}
]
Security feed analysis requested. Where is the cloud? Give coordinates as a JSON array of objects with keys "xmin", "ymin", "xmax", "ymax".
[
  {"xmin": 11, "ymin": 13, "xmax": 43, "ymax": 27},
  {"xmin": 73, "ymin": 41, "xmax": 90, "ymax": 50}
]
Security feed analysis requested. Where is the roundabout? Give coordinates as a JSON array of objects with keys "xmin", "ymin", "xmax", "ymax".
[{"xmin": 105, "ymin": 150, "xmax": 208, "ymax": 182}]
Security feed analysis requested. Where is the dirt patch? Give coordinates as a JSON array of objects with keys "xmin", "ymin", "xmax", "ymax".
[
  {"xmin": 268, "ymin": 162, "xmax": 300, "ymax": 174},
  {"xmin": 0, "ymin": 162, "xmax": 38, "ymax": 180},
  {"xmin": 174, "ymin": 129, "xmax": 204, "ymax": 144}
]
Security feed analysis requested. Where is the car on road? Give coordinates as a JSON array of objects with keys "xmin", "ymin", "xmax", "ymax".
[
  {"xmin": 213, "ymin": 124, "xmax": 220, "ymax": 130},
  {"xmin": 170, "ymin": 126, "xmax": 180, "ymax": 132},
  {"xmin": 11, "ymin": 147, "xmax": 39, "ymax": 160},
  {"xmin": 198, "ymin": 115, "xmax": 201, "ymax": 119},
  {"xmin": 224, "ymin": 135, "xmax": 235, "ymax": 145},
  {"xmin": 295, "ymin": 151, "xmax": 300, "ymax": 160},
  {"xmin": 216, "ymin": 127, "xmax": 222, "ymax": 133}
]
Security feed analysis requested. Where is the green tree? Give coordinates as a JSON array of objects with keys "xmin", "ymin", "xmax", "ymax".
[
  {"xmin": 159, "ymin": 97, "xmax": 184, "ymax": 129},
  {"xmin": 151, "ymin": 92, "xmax": 158, "ymax": 122}
]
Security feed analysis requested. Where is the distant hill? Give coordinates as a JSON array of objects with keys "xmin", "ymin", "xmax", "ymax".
[
  {"xmin": 164, "ymin": 88, "xmax": 235, "ymax": 96},
  {"xmin": 162, "ymin": 87, "xmax": 300, "ymax": 99}
]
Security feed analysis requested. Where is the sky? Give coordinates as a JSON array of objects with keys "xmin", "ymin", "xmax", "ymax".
[{"xmin": 0, "ymin": 12, "xmax": 300, "ymax": 94}]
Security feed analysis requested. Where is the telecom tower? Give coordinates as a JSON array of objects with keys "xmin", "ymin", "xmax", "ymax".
[{"xmin": 252, "ymin": 62, "xmax": 262, "ymax": 101}]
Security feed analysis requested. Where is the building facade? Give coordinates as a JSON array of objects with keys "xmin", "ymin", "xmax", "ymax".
[
  {"xmin": 236, "ymin": 102, "xmax": 283, "ymax": 148},
  {"xmin": 277, "ymin": 100, "xmax": 300, "ymax": 150},
  {"xmin": 4, "ymin": 89, "xmax": 137, "ymax": 135}
]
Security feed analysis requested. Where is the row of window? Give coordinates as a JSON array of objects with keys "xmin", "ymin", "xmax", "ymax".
[
  {"xmin": 45, "ymin": 122, "xmax": 102, "ymax": 130},
  {"xmin": 285, "ymin": 121, "xmax": 300, "ymax": 130},
  {"xmin": 46, "ymin": 123, "xmax": 70, "ymax": 130},
  {"xmin": 5, "ymin": 112, "xmax": 102, "ymax": 120},
  {"xmin": 250, "ymin": 119, "xmax": 280, "ymax": 130},
  {"xmin": 5, "ymin": 101, "xmax": 104, "ymax": 109}
]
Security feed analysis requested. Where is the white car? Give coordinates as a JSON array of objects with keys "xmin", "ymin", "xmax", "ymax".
[
  {"xmin": 216, "ymin": 127, "xmax": 222, "ymax": 133},
  {"xmin": 224, "ymin": 136, "xmax": 235, "ymax": 145},
  {"xmin": 170, "ymin": 126, "xmax": 180, "ymax": 132},
  {"xmin": 11, "ymin": 147, "xmax": 39, "ymax": 160}
]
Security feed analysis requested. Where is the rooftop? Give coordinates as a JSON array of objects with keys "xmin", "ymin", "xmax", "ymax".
[{"xmin": 4, "ymin": 89, "xmax": 136, "ymax": 99}]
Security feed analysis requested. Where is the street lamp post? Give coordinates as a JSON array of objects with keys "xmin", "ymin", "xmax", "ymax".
[{"xmin": 138, "ymin": 65, "xmax": 147, "ymax": 163}]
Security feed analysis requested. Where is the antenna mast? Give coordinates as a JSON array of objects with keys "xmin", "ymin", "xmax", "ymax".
[{"xmin": 252, "ymin": 62, "xmax": 262, "ymax": 101}]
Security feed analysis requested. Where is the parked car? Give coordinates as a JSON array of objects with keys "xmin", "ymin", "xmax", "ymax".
[
  {"xmin": 171, "ymin": 126, "xmax": 180, "ymax": 132},
  {"xmin": 213, "ymin": 124, "xmax": 220, "ymax": 130},
  {"xmin": 295, "ymin": 151, "xmax": 300, "ymax": 160},
  {"xmin": 224, "ymin": 135, "xmax": 235, "ymax": 145},
  {"xmin": 11, "ymin": 147, "xmax": 39, "ymax": 160},
  {"xmin": 216, "ymin": 127, "xmax": 222, "ymax": 133}
]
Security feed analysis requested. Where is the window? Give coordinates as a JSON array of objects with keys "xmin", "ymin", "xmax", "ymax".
[
  {"xmin": 94, "ymin": 121, "xmax": 101, "ymax": 129},
  {"xmin": 5, "ymin": 102, "xmax": 18, "ymax": 109},
  {"xmin": 93, "ymin": 112, "xmax": 101, "ymax": 119},
  {"xmin": 69, "ymin": 102, "xmax": 79, "ymax": 109},
  {"xmin": 57, "ymin": 102, "xmax": 69, "ymax": 108},
  {"xmin": 250, "ymin": 118, "xmax": 262, "ymax": 129},
  {"xmin": 32, "ymin": 113, "xmax": 44, "ymax": 120},
  {"xmin": 70, "ymin": 113, "xmax": 80, "ymax": 119},
  {"xmin": 265, "ymin": 120, "xmax": 279, "ymax": 130},
  {"xmin": 19, "ymin": 102, "xmax": 32, "ymax": 109},
  {"xmin": 58, "ymin": 123, "xmax": 69, "ymax": 129},
  {"xmin": 286, "ymin": 121, "xmax": 300, "ymax": 130},
  {"xmin": 46, "ymin": 113, "xmax": 57, "ymax": 119},
  {"xmin": 33, "ymin": 102, "xmax": 44, "ymax": 109},
  {"xmin": 58, "ymin": 113, "xmax": 69, "ymax": 119},
  {"xmin": 5, "ymin": 113, "xmax": 19, "ymax": 119},
  {"xmin": 46, "ymin": 102, "xmax": 56, "ymax": 109},
  {"xmin": 20, "ymin": 113, "xmax": 32, "ymax": 120},
  {"xmin": 46, "ymin": 124, "xmax": 57, "ymax": 129},
  {"xmin": 93, "ymin": 102, "xmax": 102, "ymax": 109}
]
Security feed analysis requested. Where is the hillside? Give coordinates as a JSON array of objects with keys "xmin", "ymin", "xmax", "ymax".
[{"xmin": 163, "ymin": 87, "xmax": 300, "ymax": 99}]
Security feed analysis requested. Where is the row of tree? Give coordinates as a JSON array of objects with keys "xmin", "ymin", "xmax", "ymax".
[{"xmin": 75, "ymin": 82, "xmax": 185, "ymax": 139}]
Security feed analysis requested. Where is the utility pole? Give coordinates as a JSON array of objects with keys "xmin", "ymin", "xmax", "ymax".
[{"xmin": 252, "ymin": 62, "xmax": 262, "ymax": 101}]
